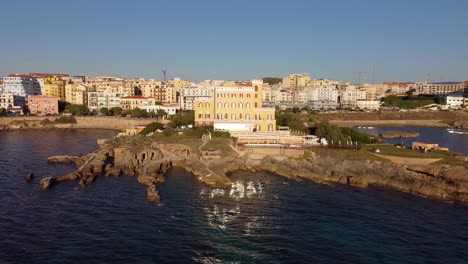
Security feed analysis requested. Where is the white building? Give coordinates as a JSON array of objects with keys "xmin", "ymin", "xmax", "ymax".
[
  {"xmin": 306, "ymin": 86, "xmax": 339, "ymax": 102},
  {"xmin": 142, "ymin": 104, "xmax": 178, "ymax": 116},
  {"xmin": 2, "ymin": 74, "xmax": 43, "ymax": 105},
  {"xmin": 0, "ymin": 93, "xmax": 17, "ymax": 109},
  {"xmin": 340, "ymin": 87, "xmax": 367, "ymax": 108},
  {"xmin": 445, "ymin": 95, "xmax": 465, "ymax": 108},
  {"xmin": 179, "ymin": 87, "xmax": 214, "ymax": 110},
  {"xmin": 88, "ymin": 91, "xmax": 127, "ymax": 112},
  {"xmin": 355, "ymin": 100, "xmax": 381, "ymax": 110}
]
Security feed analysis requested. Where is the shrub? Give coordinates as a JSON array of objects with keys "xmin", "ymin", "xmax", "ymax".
[
  {"xmin": 54, "ymin": 116, "xmax": 77, "ymax": 124},
  {"xmin": 100, "ymin": 107, "xmax": 109, "ymax": 115},
  {"xmin": 163, "ymin": 126, "xmax": 175, "ymax": 137},
  {"xmin": 110, "ymin": 107, "xmax": 122, "ymax": 116},
  {"xmin": 139, "ymin": 122, "xmax": 164, "ymax": 135}
]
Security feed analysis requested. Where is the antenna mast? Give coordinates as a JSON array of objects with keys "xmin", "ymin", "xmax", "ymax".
[{"xmin": 162, "ymin": 69, "xmax": 167, "ymax": 82}]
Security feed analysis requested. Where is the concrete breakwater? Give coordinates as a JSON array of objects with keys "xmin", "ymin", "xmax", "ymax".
[
  {"xmin": 40, "ymin": 138, "xmax": 468, "ymax": 205},
  {"xmin": 0, "ymin": 116, "xmax": 156, "ymax": 131}
]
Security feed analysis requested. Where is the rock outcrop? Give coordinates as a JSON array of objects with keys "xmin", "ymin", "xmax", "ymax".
[{"xmin": 42, "ymin": 139, "xmax": 468, "ymax": 205}]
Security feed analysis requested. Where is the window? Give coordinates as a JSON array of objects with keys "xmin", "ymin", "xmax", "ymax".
[
  {"xmin": 240, "ymin": 94, "xmax": 243, "ymax": 98},
  {"xmin": 217, "ymin": 113, "xmax": 222, "ymax": 119},
  {"xmin": 198, "ymin": 114, "xmax": 202, "ymax": 118},
  {"xmin": 232, "ymin": 113, "xmax": 236, "ymax": 120},
  {"xmin": 255, "ymin": 94, "xmax": 258, "ymax": 98},
  {"xmin": 246, "ymin": 103, "xmax": 250, "ymax": 108},
  {"xmin": 225, "ymin": 102, "xmax": 229, "ymax": 108},
  {"xmin": 254, "ymin": 102, "xmax": 258, "ymax": 108},
  {"xmin": 246, "ymin": 114, "xmax": 250, "ymax": 120},
  {"xmin": 232, "ymin": 102, "xmax": 236, "ymax": 108},
  {"xmin": 206, "ymin": 102, "xmax": 209, "ymax": 108},
  {"xmin": 255, "ymin": 85, "xmax": 258, "ymax": 92},
  {"xmin": 239, "ymin": 102, "xmax": 243, "ymax": 108},
  {"xmin": 224, "ymin": 113, "xmax": 228, "ymax": 119},
  {"xmin": 198, "ymin": 102, "xmax": 202, "ymax": 108},
  {"xmin": 218, "ymin": 102, "xmax": 222, "ymax": 108},
  {"xmin": 239, "ymin": 113, "xmax": 243, "ymax": 119},
  {"xmin": 247, "ymin": 94, "xmax": 251, "ymax": 98}
]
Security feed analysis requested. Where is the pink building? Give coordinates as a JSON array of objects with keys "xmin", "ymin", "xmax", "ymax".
[{"xmin": 27, "ymin": 95, "xmax": 59, "ymax": 115}]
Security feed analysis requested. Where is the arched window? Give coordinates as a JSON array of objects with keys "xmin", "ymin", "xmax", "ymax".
[
  {"xmin": 255, "ymin": 85, "xmax": 258, "ymax": 92},
  {"xmin": 239, "ymin": 102, "xmax": 243, "ymax": 108},
  {"xmin": 268, "ymin": 124, "xmax": 273, "ymax": 131},
  {"xmin": 198, "ymin": 102, "xmax": 202, "ymax": 108},
  {"xmin": 217, "ymin": 113, "xmax": 222, "ymax": 119},
  {"xmin": 256, "ymin": 124, "xmax": 260, "ymax": 132},
  {"xmin": 232, "ymin": 102, "xmax": 236, "ymax": 108},
  {"xmin": 254, "ymin": 102, "xmax": 258, "ymax": 108},
  {"xmin": 232, "ymin": 113, "xmax": 236, "ymax": 120},
  {"xmin": 239, "ymin": 113, "xmax": 243, "ymax": 119},
  {"xmin": 225, "ymin": 102, "xmax": 229, "ymax": 108},
  {"xmin": 224, "ymin": 113, "xmax": 228, "ymax": 119},
  {"xmin": 246, "ymin": 103, "xmax": 250, "ymax": 108},
  {"xmin": 245, "ymin": 114, "xmax": 250, "ymax": 120},
  {"xmin": 206, "ymin": 102, "xmax": 209, "ymax": 108},
  {"xmin": 218, "ymin": 102, "xmax": 222, "ymax": 108}
]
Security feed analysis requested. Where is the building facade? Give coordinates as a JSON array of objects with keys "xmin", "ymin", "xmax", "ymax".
[
  {"xmin": 88, "ymin": 92, "xmax": 126, "ymax": 112},
  {"xmin": 194, "ymin": 80, "xmax": 276, "ymax": 132},
  {"xmin": 27, "ymin": 95, "xmax": 59, "ymax": 115},
  {"xmin": 179, "ymin": 87, "xmax": 214, "ymax": 110}
]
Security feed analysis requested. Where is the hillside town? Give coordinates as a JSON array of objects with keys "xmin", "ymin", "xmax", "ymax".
[{"xmin": 0, "ymin": 72, "xmax": 467, "ymax": 122}]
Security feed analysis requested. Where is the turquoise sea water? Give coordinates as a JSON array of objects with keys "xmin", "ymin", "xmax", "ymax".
[{"xmin": 0, "ymin": 129, "xmax": 467, "ymax": 263}]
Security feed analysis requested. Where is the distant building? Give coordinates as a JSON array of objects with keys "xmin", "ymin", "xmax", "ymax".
[
  {"xmin": 43, "ymin": 76, "xmax": 68, "ymax": 101},
  {"xmin": 355, "ymin": 100, "xmax": 381, "ymax": 110},
  {"xmin": 0, "ymin": 93, "xmax": 17, "ymax": 110},
  {"xmin": 120, "ymin": 95, "xmax": 159, "ymax": 111},
  {"xmin": 88, "ymin": 91, "xmax": 126, "ymax": 112},
  {"xmin": 65, "ymin": 83, "xmax": 88, "ymax": 105},
  {"xmin": 415, "ymin": 82, "xmax": 464, "ymax": 95},
  {"xmin": 282, "ymin": 73, "xmax": 311, "ymax": 88},
  {"xmin": 445, "ymin": 95, "xmax": 465, "ymax": 108},
  {"xmin": 179, "ymin": 87, "xmax": 214, "ymax": 110},
  {"xmin": 27, "ymin": 95, "xmax": 59, "ymax": 115}
]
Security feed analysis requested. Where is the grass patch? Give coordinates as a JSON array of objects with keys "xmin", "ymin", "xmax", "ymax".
[
  {"xmin": 151, "ymin": 133, "xmax": 203, "ymax": 153},
  {"xmin": 366, "ymin": 144, "xmax": 467, "ymax": 168},
  {"xmin": 201, "ymin": 138, "xmax": 235, "ymax": 157},
  {"xmin": 309, "ymin": 146, "xmax": 388, "ymax": 162}
]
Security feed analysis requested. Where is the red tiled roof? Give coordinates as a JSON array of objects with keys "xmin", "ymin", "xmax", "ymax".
[{"xmin": 121, "ymin": 95, "xmax": 147, "ymax": 99}]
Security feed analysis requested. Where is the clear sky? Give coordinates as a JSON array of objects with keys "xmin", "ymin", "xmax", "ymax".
[{"xmin": 0, "ymin": 0, "xmax": 467, "ymax": 83}]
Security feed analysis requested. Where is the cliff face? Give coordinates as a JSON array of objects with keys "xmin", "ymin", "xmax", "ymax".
[{"xmin": 41, "ymin": 141, "xmax": 468, "ymax": 205}]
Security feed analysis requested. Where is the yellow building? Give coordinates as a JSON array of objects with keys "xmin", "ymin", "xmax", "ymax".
[
  {"xmin": 65, "ymin": 83, "xmax": 87, "ymax": 105},
  {"xmin": 282, "ymin": 73, "xmax": 311, "ymax": 88},
  {"xmin": 43, "ymin": 76, "xmax": 67, "ymax": 100},
  {"xmin": 120, "ymin": 95, "xmax": 157, "ymax": 111},
  {"xmin": 194, "ymin": 80, "xmax": 276, "ymax": 132}
]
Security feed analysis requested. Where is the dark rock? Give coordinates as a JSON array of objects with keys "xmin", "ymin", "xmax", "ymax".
[
  {"xmin": 40, "ymin": 177, "xmax": 56, "ymax": 189},
  {"xmin": 25, "ymin": 173, "xmax": 34, "ymax": 181}
]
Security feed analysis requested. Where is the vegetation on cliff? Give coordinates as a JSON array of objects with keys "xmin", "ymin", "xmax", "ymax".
[
  {"xmin": 262, "ymin": 77, "xmax": 282, "ymax": 85},
  {"xmin": 382, "ymin": 95, "xmax": 442, "ymax": 109},
  {"xmin": 65, "ymin": 104, "xmax": 90, "ymax": 115}
]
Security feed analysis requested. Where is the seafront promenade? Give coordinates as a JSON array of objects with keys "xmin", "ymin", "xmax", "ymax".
[{"xmin": 0, "ymin": 116, "xmax": 169, "ymax": 130}]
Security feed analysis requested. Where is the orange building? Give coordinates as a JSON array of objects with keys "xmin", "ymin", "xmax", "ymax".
[{"xmin": 27, "ymin": 95, "xmax": 59, "ymax": 115}]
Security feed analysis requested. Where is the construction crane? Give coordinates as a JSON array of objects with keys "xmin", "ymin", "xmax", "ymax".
[{"xmin": 161, "ymin": 69, "xmax": 167, "ymax": 82}]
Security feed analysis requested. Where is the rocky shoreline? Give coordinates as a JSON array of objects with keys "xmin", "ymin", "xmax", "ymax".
[{"xmin": 39, "ymin": 136, "xmax": 468, "ymax": 205}]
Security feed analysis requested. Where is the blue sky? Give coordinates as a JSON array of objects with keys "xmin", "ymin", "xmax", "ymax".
[{"xmin": 0, "ymin": 0, "xmax": 467, "ymax": 82}]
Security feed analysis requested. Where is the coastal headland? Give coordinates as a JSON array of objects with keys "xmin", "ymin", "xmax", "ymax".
[{"xmin": 41, "ymin": 132, "xmax": 468, "ymax": 205}]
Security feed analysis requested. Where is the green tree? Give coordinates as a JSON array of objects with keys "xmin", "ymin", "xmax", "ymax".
[
  {"xmin": 128, "ymin": 108, "xmax": 148, "ymax": 118},
  {"xmin": 139, "ymin": 122, "xmax": 164, "ymax": 135},
  {"xmin": 0, "ymin": 108, "xmax": 6, "ymax": 116},
  {"xmin": 65, "ymin": 104, "xmax": 89, "ymax": 115},
  {"xmin": 100, "ymin": 107, "xmax": 109, "ymax": 116},
  {"xmin": 110, "ymin": 107, "xmax": 122, "ymax": 116},
  {"xmin": 156, "ymin": 109, "xmax": 167, "ymax": 119},
  {"xmin": 169, "ymin": 110, "xmax": 194, "ymax": 128},
  {"xmin": 262, "ymin": 77, "xmax": 282, "ymax": 85}
]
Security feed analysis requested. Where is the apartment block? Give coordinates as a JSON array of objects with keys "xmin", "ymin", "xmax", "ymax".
[{"xmin": 27, "ymin": 95, "xmax": 59, "ymax": 115}]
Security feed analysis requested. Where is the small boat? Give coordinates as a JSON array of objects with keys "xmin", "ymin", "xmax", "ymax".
[{"xmin": 448, "ymin": 131, "xmax": 455, "ymax": 133}]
